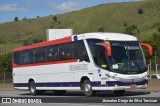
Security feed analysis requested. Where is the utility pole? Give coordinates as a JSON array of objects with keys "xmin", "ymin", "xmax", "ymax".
[
  {"xmin": 150, "ymin": 59, "xmax": 152, "ymax": 75},
  {"xmin": 155, "ymin": 50, "xmax": 156, "ymax": 66},
  {"xmin": 155, "ymin": 50, "xmax": 156, "ymax": 74}
]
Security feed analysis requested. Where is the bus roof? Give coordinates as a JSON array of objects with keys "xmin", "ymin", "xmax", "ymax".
[
  {"xmin": 79, "ymin": 32, "xmax": 138, "ymax": 41},
  {"xmin": 14, "ymin": 32, "xmax": 138, "ymax": 52}
]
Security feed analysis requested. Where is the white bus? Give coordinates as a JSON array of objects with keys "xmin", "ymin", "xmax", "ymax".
[{"xmin": 12, "ymin": 32, "xmax": 153, "ymax": 96}]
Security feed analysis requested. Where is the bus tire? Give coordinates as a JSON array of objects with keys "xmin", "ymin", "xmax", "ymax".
[
  {"xmin": 54, "ymin": 90, "xmax": 66, "ymax": 95},
  {"xmin": 29, "ymin": 81, "xmax": 38, "ymax": 95},
  {"xmin": 113, "ymin": 90, "xmax": 125, "ymax": 96},
  {"xmin": 82, "ymin": 80, "xmax": 93, "ymax": 97}
]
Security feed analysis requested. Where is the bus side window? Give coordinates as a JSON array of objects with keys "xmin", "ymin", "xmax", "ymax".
[
  {"xmin": 97, "ymin": 49, "xmax": 107, "ymax": 69},
  {"xmin": 30, "ymin": 49, "xmax": 35, "ymax": 63},
  {"xmin": 35, "ymin": 47, "xmax": 46, "ymax": 63},
  {"xmin": 87, "ymin": 39, "xmax": 104, "ymax": 64},
  {"xmin": 46, "ymin": 45, "xmax": 58, "ymax": 62},
  {"xmin": 15, "ymin": 49, "xmax": 35, "ymax": 65},
  {"xmin": 14, "ymin": 52, "xmax": 20, "ymax": 65},
  {"xmin": 72, "ymin": 40, "xmax": 89, "ymax": 62},
  {"xmin": 59, "ymin": 43, "xmax": 71, "ymax": 60},
  {"xmin": 20, "ymin": 50, "xmax": 30, "ymax": 64}
]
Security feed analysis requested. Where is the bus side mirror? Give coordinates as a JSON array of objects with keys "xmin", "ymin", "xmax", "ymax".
[
  {"xmin": 95, "ymin": 42, "xmax": 112, "ymax": 57},
  {"xmin": 141, "ymin": 43, "xmax": 153, "ymax": 57}
]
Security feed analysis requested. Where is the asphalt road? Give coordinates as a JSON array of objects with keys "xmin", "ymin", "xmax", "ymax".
[{"xmin": 0, "ymin": 90, "xmax": 160, "ymax": 106}]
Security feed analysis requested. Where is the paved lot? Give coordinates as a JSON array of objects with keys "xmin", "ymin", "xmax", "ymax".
[
  {"xmin": 0, "ymin": 90, "xmax": 160, "ymax": 106},
  {"xmin": 0, "ymin": 79, "xmax": 159, "ymax": 105},
  {"xmin": 0, "ymin": 90, "xmax": 160, "ymax": 97}
]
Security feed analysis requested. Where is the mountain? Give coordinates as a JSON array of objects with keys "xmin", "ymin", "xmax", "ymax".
[{"xmin": 0, "ymin": 0, "xmax": 160, "ymax": 52}]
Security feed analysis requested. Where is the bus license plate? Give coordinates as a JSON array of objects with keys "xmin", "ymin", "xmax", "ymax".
[{"xmin": 130, "ymin": 84, "xmax": 137, "ymax": 88}]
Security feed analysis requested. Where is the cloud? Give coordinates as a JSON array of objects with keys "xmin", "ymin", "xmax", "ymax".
[
  {"xmin": 0, "ymin": 3, "xmax": 29, "ymax": 12},
  {"xmin": 50, "ymin": 1, "xmax": 83, "ymax": 12}
]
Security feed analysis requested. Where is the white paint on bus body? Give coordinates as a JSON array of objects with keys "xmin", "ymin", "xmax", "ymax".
[{"xmin": 13, "ymin": 32, "xmax": 147, "ymax": 91}]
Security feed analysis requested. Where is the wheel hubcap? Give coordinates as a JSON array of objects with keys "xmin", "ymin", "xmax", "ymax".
[
  {"xmin": 31, "ymin": 84, "xmax": 35, "ymax": 93},
  {"xmin": 84, "ymin": 84, "xmax": 91, "ymax": 93}
]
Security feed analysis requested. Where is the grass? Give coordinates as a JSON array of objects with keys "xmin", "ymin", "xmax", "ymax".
[
  {"xmin": 0, "ymin": 43, "xmax": 23, "ymax": 52},
  {"xmin": 0, "ymin": 0, "xmax": 160, "ymax": 51},
  {"xmin": 139, "ymin": 28, "xmax": 157, "ymax": 41}
]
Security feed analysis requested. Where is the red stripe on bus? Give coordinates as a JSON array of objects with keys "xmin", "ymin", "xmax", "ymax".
[
  {"xmin": 13, "ymin": 59, "xmax": 78, "ymax": 68},
  {"xmin": 14, "ymin": 36, "xmax": 72, "ymax": 52}
]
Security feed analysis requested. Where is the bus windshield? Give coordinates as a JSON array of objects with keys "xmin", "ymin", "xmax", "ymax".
[
  {"xmin": 87, "ymin": 39, "xmax": 147, "ymax": 74},
  {"xmin": 109, "ymin": 41, "xmax": 147, "ymax": 74}
]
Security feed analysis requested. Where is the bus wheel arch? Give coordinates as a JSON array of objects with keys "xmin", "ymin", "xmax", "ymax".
[
  {"xmin": 80, "ymin": 76, "xmax": 90, "ymax": 90},
  {"xmin": 28, "ymin": 79, "xmax": 34, "ymax": 87},
  {"xmin": 28, "ymin": 79, "xmax": 37, "ymax": 95},
  {"xmin": 28, "ymin": 78, "xmax": 44, "ymax": 95},
  {"xmin": 80, "ymin": 76, "xmax": 94, "ymax": 97}
]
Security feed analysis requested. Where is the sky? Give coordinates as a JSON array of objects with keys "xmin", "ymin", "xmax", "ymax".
[{"xmin": 0, "ymin": 0, "xmax": 141, "ymax": 23}]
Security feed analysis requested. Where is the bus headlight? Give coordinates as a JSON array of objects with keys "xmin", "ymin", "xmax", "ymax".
[{"xmin": 115, "ymin": 77, "xmax": 123, "ymax": 81}]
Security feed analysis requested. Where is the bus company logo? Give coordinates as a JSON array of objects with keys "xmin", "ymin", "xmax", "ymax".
[
  {"xmin": 69, "ymin": 64, "xmax": 88, "ymax": 71},
  {"xmin": 2, "ymin": 98, "xmax": 11, "ymax": 103}
]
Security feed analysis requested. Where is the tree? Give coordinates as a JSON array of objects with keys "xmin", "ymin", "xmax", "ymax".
[
  {"xmin": 50, "ymin": 26, "xmax": 54, "ymax": 28},
  {"xmin": 98, "ymin": 27, "xmax": 104, "ymax": 32},
  {"xmin": 152, "ymin": 33, "xmax": 160, "ymax": 41},
  {"xmin": 23, "ymin": 17, "xmax": 27, "ymax": 20},
  {"xmin": 138, "ymin": 8, "xmax": 144, "ymax": 14},
  {"xmin": 58, "ymin": 20, "xmax": 61, "ymax": 24},
  {"xmin": 157, "ymin": 27, "xmax": 160, "ymax": 33},
  {"xmin": 33, "ymin": 38, "xmax": 42, "ymax": 44},
  {"xmin": 14, "ymin": 17, "xmax": 19, "ymax": 22},
  {"xmin": 123, "ymin": 22, "xmax": 128, "ymax": 27},
  {"xmin": 53, "ymin": 16, "xmax": 57, "ymax": 22},
  {"xmin": 23, "ymin": 39, "xmax": 33, "ymax": 46},
  {"xmin": 124, "ymin": 24, "xmax": 140, "ymax": 35},
  {"xmin": 0, "ymin": 53, "xmax": 12, "ymax": 72}
]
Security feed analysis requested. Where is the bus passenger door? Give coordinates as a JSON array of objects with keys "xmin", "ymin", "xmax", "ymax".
[{"xmin": 92, "ymin": 45, "xmax": 110, "ymax": 86}]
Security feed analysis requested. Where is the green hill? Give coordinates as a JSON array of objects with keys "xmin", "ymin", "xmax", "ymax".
[{"xmin": 0, "ymin": 0, "xmax": 160, "ymax": 52}]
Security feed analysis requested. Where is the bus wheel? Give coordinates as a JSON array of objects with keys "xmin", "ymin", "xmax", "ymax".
[
  {"xmin": 29, "ymin": 81, "xmax": 37, "ymax": 95},
  {"xmin": 54, "ymin": 90, "xmax": 66, "ymax": 95},
  {"xmin": 83, "ymin": 80, "xmax": 93, "ymax": 97},
  {"xmin": 113, "ymin": 90, "xmax": 125, "ymax": 96}
]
